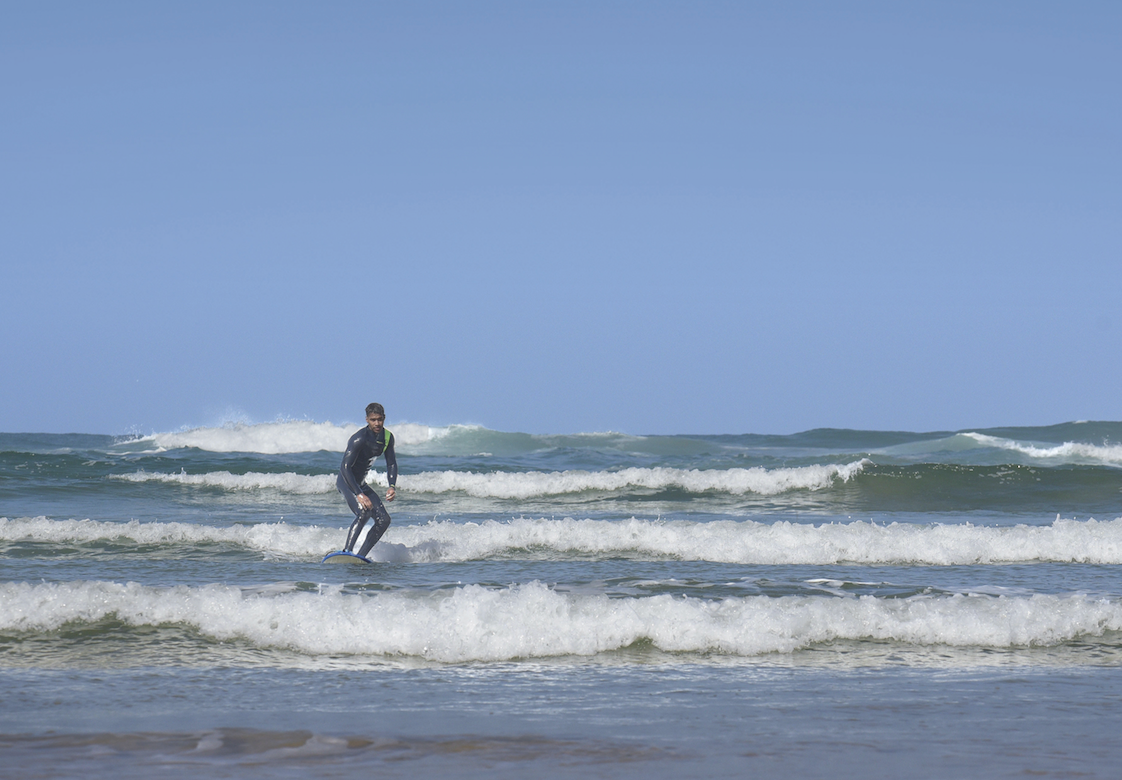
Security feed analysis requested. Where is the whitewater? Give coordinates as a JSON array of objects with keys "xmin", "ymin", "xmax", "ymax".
[
  {"xmin": 5, "ymin": 515, "xmax": 1122, "ymax": 565},
  {"xmin": 6, "ymin": 580, "xmax": 1120, "ymax": 663}
]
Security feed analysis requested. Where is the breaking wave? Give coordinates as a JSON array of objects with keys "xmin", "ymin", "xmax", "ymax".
[
  {"xmin": 3, "ymin": 579, "xmax": 1120, "ymax": 662},
  {"xmin": 5, "ymin": 515, "xmax": 1122, "ymax": 566}
]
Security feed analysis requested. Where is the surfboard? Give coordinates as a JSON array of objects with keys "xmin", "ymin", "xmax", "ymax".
[{"xmin": 321, "ymin": 550, "xmax": 373, "ymax": 564}]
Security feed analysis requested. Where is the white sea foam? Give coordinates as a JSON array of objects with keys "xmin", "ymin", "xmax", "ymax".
[
  {"xmin": 5, "ymin": 516, "xmax": 1122, "ymax": 566},
  {"xmin": 2, "ymin": 580, "xmax": 1119, "ymax": 662},
  {"xmin": 0, "ymin": 516, "xmax": 338, "ymax": 556},
  {"xmin": 111, "ymin": 461, "xmax": 869, "ymax": 497},
  {"xmin": 142, "ymin": 421, "xmax": 447, "ymax": 454},
  {"xmin": 962, "ymin": 433, "xmax": 1122, "ymax": 466},
  {"xmin": 114, "ymin": 470, "xmax": 338, "ymax": 494},
  {"xmin": 388, "ymin": 516, "xmax": 1122, "ymax": 565},
  {"xmin": 400, "ymin": 462, "xmax": 868, "ymax": 498}
]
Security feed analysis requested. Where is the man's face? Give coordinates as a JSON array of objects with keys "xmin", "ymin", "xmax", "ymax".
[{"xmin": 366, "ymin": 413, "xmax": 385, "ymax": 433}]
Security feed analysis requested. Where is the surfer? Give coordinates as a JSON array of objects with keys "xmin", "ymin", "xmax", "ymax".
[{"xmin": 338, "ymin": 403, "xmax": 398, "ymax": 558}]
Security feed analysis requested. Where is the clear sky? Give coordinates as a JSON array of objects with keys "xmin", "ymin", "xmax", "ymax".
[{"xmin": 3, "ymin": 1, "xmax": 1119, "ymax": 436}]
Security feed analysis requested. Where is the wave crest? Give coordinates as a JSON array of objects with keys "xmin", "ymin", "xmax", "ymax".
[
  {"xmin": 110, "ymin": 461, "xmax": 868, "ymax": 498},
  {"xmin": 6, "ymin": 515, "xmax": 1122, "ymax": 565},
  {"xmin": 3, "ymin": 580, "xmax": 1119, "ymax": 662},
  {"xmin": 963, "ymin": 433, "xmax": 1122, "ymax": 466},
  {"xmin": 141, "ymin": 421, "xmax": 447, "ymax": 454}
]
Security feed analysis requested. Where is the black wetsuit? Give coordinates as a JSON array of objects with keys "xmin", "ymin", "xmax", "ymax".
[{"xmin": 337, "ymin": 426, "xmax": 398, "ymax": 558}]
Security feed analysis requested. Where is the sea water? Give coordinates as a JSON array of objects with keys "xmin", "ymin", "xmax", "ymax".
[{"xmin": 2, "ymin": 421, "xmax": 1122, "ymax": 778}]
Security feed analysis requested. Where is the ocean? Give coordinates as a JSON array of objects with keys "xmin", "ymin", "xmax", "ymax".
[{"xmin": 3, "ymin": 420, "xmax": 1122, "ymax": 778}]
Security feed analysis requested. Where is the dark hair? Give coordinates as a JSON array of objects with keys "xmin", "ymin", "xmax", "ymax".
[{"xmin": 365, "ymin": 403, "xmax": 385, "ymax": 417}]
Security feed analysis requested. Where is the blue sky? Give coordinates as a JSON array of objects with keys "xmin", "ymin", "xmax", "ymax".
[{"xmin": 2, "ymin": 1, "xmax": 1119, "ymax": 436}]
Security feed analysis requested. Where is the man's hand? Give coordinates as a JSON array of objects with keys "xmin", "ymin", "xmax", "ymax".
[
  {"xmin": 386, "ymin": 486, "xmax": 396, "ymax": 502},
  {"xmin": 357, "ymin": 493, "xmax": 372, "ymax": 511}
]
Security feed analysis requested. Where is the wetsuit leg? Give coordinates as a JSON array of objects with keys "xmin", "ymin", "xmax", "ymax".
[
  {"xmin": 356, "ymin": 493, "xmax": 391, "ymax": 558},
  {"xmin": 338, "ymin": 476, "xmax": 374, "ymax": 552},
  {"xmin": 344, "ymin": 510, "xmax": 370, "ymax": 552}
]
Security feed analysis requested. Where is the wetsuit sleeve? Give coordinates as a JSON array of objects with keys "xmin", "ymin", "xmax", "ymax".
[
  {"xmin": 385, "ymin": 431, "xmax": 398, "ymax": 488},
  {"xmin": 339, "ymin": 432, "xmax": 364, "ymax": 496}
]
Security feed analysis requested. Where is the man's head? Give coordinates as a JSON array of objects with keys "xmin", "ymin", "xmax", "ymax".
[{"xmin": 365, "ymin": 403, "xmax": 385, "ymax": 432}]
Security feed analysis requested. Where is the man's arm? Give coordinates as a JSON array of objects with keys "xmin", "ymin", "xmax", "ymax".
[
  {"xmin": 339, "ymin": 432, "xmax": 365, "ymax": 497},
  {"xmin": 384, "ymin": 432, "xmax": 398, "ymax": 501}
]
